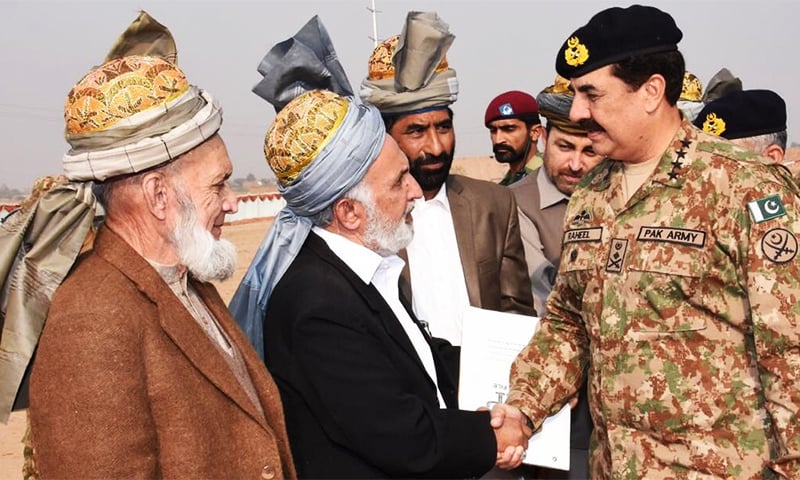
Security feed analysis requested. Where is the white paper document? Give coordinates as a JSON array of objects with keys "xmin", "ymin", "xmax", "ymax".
[{"xmin": 458, "ymin": 306, "xmax": 571, "ymax": 471}]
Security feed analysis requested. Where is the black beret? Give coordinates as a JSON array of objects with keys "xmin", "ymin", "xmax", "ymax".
[
  {"xmin": 555, "ymin": 4, "xmax": 683, "ymax": 78},
  {"xmin": 692, "ymin": 89, "xmax": 787, "ymax": 140}
]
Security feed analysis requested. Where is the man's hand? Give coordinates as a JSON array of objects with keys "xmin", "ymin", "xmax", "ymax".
[
  {"xmin": 489, "ymin": 403, "xmax": 534, "ymax": 437},
  {"xmin": 487, "ymin": 403, "xmax": 532, "ymax": 470},
  {"xmin": 496, "ymin": 444, "xmax": 526, "ymax": 470}
]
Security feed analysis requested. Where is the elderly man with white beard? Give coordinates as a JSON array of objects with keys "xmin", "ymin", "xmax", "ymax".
[
  {"xmin": 19, "ymin": 12, "xmax": 295, "ymax": 479},
  {"xmin": 230, "ymin": 16, "xmax": 530, "ymax": 478}
]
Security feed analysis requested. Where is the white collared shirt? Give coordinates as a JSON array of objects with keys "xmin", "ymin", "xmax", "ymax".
[
  {"xmin": 405, "ymin": 183, "xmax": 471, "ymax": 345},
  {"xmin": 313, "ymin": 226, "xmax": 445, "ymax": 407}
]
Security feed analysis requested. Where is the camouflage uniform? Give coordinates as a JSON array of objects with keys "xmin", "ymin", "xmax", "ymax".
[
  {"xmin": 507, "ymin": 119, "xmax": 800, "ymax": 479},
  {"xmin": 500, "ymin": 153, "xmax": 543, "ymax": 186}
]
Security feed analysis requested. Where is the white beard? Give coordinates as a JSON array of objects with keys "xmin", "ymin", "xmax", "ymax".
[
  {"xmin": 171, "ymin": 201, "xmax": 237, "ymax": 282},
  {"xmin": 362, "ymin": 200, "xmax": 414, "ymax": 257}
]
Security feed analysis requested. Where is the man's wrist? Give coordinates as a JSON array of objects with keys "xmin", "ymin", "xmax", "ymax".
[{"xmin": 522, "ymin": 412, "xmax": 535, "ymax": 436}]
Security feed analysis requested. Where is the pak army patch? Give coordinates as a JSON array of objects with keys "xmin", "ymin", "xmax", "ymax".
[
  {"xmin": 748, "ymin": 194, "xmax": 786, "ymax": 223},
  {"xmin": 761, "ymin": 228, "xmax": 797, "ymax": 264}
]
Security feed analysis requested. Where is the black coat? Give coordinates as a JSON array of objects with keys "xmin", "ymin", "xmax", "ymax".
[{"xmin": 264, "ymin": 232, "xmax": 497, "ymax": 478}]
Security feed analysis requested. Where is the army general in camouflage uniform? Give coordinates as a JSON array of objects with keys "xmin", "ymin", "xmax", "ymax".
[{"xmin": 503, "ymin": 5, "xmax": 800, "ymax": 479}]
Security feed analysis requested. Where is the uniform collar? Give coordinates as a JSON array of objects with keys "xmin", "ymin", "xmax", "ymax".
[{"xmin": 587, "ymin": 118, "xmax": 698, "ymax": 193}]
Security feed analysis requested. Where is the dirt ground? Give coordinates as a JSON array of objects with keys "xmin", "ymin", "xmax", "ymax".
[{"xmin": 0, "ymin": 219, "xmax": 273, "ymax": 479}]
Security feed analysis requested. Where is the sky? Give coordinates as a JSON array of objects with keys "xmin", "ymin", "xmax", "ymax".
[{"xmin": 1, "ymin": 0, "xmax": 798, "ymax": 190}]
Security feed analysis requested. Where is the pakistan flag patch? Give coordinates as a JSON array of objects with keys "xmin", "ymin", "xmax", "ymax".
[{"xmin": 748, "ymin": 194, "xmax": 786, "ymax": 223}]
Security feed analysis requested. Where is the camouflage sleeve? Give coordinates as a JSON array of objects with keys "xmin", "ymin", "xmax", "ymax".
[
  {"xmin": 505, "ymin": 260, "xmax": 588, "ymax": 431},
  {"xmin": 738, "ymin": 177, "xmax": 800, "ymax": 477}
]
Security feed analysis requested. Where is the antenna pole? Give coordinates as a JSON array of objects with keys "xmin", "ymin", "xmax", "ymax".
[{"xmin": 367, "ymin": 0, "xmax": 380, "ymax": 47}]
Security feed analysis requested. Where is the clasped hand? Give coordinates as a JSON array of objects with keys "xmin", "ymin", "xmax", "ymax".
[{"xmin": 483, "ymin": 403, "xmax": 533, "ymax": 470}]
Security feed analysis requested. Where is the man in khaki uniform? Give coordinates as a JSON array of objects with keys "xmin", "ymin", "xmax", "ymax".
[{"xmin": 502, "ymin": 5, "xmax": 800, "ymax": 478}]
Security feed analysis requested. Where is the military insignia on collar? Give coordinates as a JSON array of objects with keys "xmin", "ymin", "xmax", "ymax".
[
  {"xmin": 564, "ymin": 36, "xmax": 589, "ymax": 67},
  {"xmin": 571, "ymin": 209, "xmax": 592, "ymax": 226},
  {"xmin": 761, "ymin": 228, "xmax": 797, "ymax": 263},
  {"xmin": 702, "ymin": 112, "xmax": 726, "ymax": 136},
  {"xmin": 748, "ymin": 194, "xmax": 786, "ymax": 223}
]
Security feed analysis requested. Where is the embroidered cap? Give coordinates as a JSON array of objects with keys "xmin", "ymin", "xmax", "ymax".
[
  {"xmin": 63, "ymin": 55, "xmax": 222, "ymax": 181},
  {"xmin": 680, "ymin": 71, "xmax": 703, "ymax": 102},
  {"xmin": 367, "ymin": 35, "xmax": 449, "ymax": 81},
  {"xmin": 359, "ymin": 11, "xmax": 458, "ymax": 115},
  {"xmin": 677, "ymin": 70, "xmax": 705, "ymax": 121},
  {"xmin": 555, "ymin": 4, "xmax": 682, "ymax": 78},
  {"xmin": 65, "ymin": 56, "xmax": 189, "ymax": 135},
  {"xmin": 265, "ymin": 89, "xmax": 350, "ymax": 185}
]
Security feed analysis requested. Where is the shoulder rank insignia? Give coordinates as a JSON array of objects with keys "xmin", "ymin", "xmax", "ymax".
[{"xmin": 748, "ymin": 194, "xmax": 786, "ymax": 223}]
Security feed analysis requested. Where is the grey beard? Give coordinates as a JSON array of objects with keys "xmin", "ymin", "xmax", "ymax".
[
  {"xmin": 362, "ymin": 203, "xmax": 414, "ymax": 257},
  {"xmin": 171, "ymin": 203, "xmax": 237, "ymax": 282}
]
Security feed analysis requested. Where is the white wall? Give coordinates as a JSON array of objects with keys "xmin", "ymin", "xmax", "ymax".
[{"xmin": 225, "ymin": 193, "xmax": 285, "ymax": 224}]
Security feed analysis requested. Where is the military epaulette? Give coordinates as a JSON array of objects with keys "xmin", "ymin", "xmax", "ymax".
[
  {"xmin": 694, "ymin": 134, "xmax": 762, "ymax": 163},
  {"xmin": 695, "ymin": 131, "xmax": 800, "ymax": 195}
]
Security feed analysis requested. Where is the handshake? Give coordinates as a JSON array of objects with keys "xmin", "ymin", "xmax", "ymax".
[{"xmin": 486, "ymin": 403, "xmax": 534, "ymax": 470}]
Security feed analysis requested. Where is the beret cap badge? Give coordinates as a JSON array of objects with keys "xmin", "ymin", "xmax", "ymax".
[
  {"xmin": 702, "ymin": 112, "xmax": 726, "ymax": 136},
  {"xmin": 692, "ymin": 89, "xmax": 786, "ymax": 140},
  {"xmin": 555, "ymin": 6, "xmax": 682, "ymax": 78},
  {"xmin": 564, "ymin": 36, "xmax": 589, "ymax": 67},
  {"xmin": 499, "ymin": 103, "xmax": 514, "ymax": 116}
]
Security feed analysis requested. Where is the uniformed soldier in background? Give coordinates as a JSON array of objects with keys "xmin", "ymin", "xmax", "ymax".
[{"xmin": 693, "ymin": 88, "xmax": 798, "ymax": 180}]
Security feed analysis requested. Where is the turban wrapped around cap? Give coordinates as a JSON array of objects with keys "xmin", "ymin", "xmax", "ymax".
[
  {"xmin": 359, "ymin": 11, "xmax": 458, "ymax": 115},
  {"xmin": 536, "ymin": 75, "xmax": 586, "ymax": 135},
  {"xmin": 230, "ymin": 17, "xmax": 385, "ymax": 360},
  {"xmin": 63, "ymin": 55, "xmax": 222, "ymax": 182},
  {"xmin": 252, "ymin": 15, "xmax": 354, "ymax": 113},
  {"xmin": 0, "ymin": 11, "xmax": 219, "ymax": 420}
]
